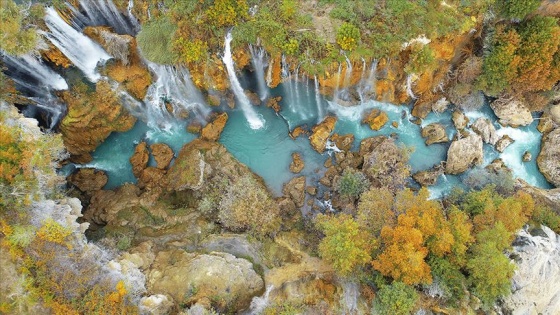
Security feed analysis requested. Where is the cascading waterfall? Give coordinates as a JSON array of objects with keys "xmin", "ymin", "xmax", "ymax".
[
  {"xmin": 314, "ymin": 75, "xmax": 324, "ymax": 122},
  {"xmin": 406, "ymin": 74, "xmax": 417, "ymax": 99},
  {"xmin": 223, "ymin": 32, "xmax": 265, "ymax": 129},
  {"xmin": 333, "ymin": 63, "xmax": 342, "ymax": 103},
  {"xmin": 249, "ymin": 44, "xmax": 269, "ymax": 100},
  {"xmin": 368, "ymin": 59, "xmax": 378, "ymax": 97},
  {"xmin": 247, "ymin": 285, "xmax": 274, "ymax": 315},
  {"xmin": 1, "ymin": 53, "xmax": 68, "ymax": 129},
  {"xmin": 72, "ymin": 0, "xmax": 139, "ymax": 35},
  {"xmin": 43, "ymin": 7, "xmax": 111, "ymax": 82},
  {"xmin": 143, "ymin": 63, "xmax": 210, "ymax": 130}
]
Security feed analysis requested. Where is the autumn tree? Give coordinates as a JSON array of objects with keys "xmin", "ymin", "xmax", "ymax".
[
  {"xmin": 374, "ymin": 281, "xmax": 418, "ymax": 315},
  {"xmin": 495, "ymin": 0, "xmax": 541, "ymax": 20},
  {"xmin": 316, "ymin": 213, "xmax": 374, "ymax": 276},
  {"xmin": 356, "ymin": 187, "xmax": 396, "ymax": 236},
  {"xmin": 0, "ymin": 0, "xmax": 42, "ymax": 55}
]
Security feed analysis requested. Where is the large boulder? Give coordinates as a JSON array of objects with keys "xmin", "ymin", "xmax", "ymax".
[
  {"xmin": 282, "ymin": 176, "xmax": 306, "ymax": 208},
  {"xmin": 413, "ymin": 164, "xmax": 444, "ymax": 186},
  {"xmin": 201, "ymin": 112, "xmax": 228, "ymax": 141},
  {"xmin": 360, "ymin": 136, "xmax": 410, "ymax": 191},
  {"xmin": 452, "ymin": 110, "xmax": 469, "ymax": 130},
  {"xmin": 472, "ymin": 118, "xmax": 498, "ymax": 145},
  {"xmin": 68, "ymin": 168, "xmax": 108, "ymax": 193},
  {"xmin": 495, "ymin": 135, "xmax": 515, "ymax": 153},
  {"xmin": 147, "ymin": 250, "xmax": 264, "ymax": 313},
  {"xmin": 490, "ymin": 97, "xmax": 533, "ymax": 127},
  {"xmin": 331, "ymin": 133, "xmax": 354, "ymax": 152},
  {"xmin": 421, "ymin": 123, "xmax": 448, "ymax": 145},
  {"xmin": 551, "ymin": 104, "xmax": 560, "ymax": 124},
  {"xmin": 537, "ymin": 128, "xmax": 560, "ymax": 187},
  {"xmin": 362, "ymin": 109, "xmax": 388, "ymax": 131},
  {"xmin": 150, "ymin": 143, "xmax": 174, "ymax": 170},
  {"xmin": 309, "ymin": 116, "xmax": 337, "ymax": 153},
  {"xmin": 446, "ymin": 133, "xmax": 483, "ymax": 175},
  {"xmin": 130, "ymin": 142, "xmax": 149, "ymax": 178}
]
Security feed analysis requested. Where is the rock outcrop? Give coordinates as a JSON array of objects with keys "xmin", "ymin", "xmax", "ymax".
[
  {"xmin": 147, "ymin": 250, "xmax": 264, "ymax": 312},
  {"xmin": 490, "ymin": 97, "xmax": 533, "ymax": 127},
  {"xmin": 309, "ymin": 116, "xmax": 337, "ymax": 153},
  {"xmin": 495, "ymin": 135, "xmax": 514, "ymax": 153},
  {"xmin": 452, "ymin": 110, "xmax": 469, "ymax": 130},
  {"xmin": 362, "ymin": 109, "xmax": 388, "ymax": 131},
  {"xmin": 60, "ymin": 81, "xmax": 136, "ymax": 163},
  {"xmin": 471, "ymin": 117, "xmax": 498, "ymax": 145},
  {"xmin": 331, "ymin": 133, "xmax": 354, "ymax": 152},
  {"xmin": 68, "ymin": 168, "xmax": 108, "ymax": 193},
  {"xmin": 421, "ymin": 123, "xmax": 448, "ymax": 145},
  {"xmin": 130, "ymin": 142, "xmax": 149, "ymax": 178},
  {"xmin": 502, "ymin": 226, "xmax": 560, "ymax": 314},
  {"xmin": 360, "ymin": 136, "xmax": 410, "ymax": 191},
  {"xmin": 413, "ymin": 164, "xmax": 444, "ymax": 186},
  {"xmin": 150, "ymin": 143, "xmax": 174, "ymax": 170},
  {"xmin": 446, "ymin": 133, "xmax": 483, "ymax": 175},
  {"xmin": 201, "ymin": 112, "xmax": 228, "ymax": 141},
  {"xmin": 289, "ymin": 152, "xmax": 305, "ymax": 173},
  {"xmin": 537, "ymin": 128, "xmax": 560, "ymax": 187},
  {"xmin": 282, "ymin": 176, "xmax": 306, "ymax": 208}
]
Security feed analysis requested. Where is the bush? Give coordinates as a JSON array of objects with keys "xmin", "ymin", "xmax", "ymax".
[
  {"xmin": 335, "ymin": 169, "xmax": 369, "ymax": 199},
  {"xmin": 374, "ymin": 282, "xmax": 418, "ymax": 315},
  {"xmin": 136, "ymin": 17, "xmax": 178, "ymax": 64},
  {"xmin": 336, "ymin": 22, "xmax": 360, "ymax": 51},
  {"xmin": 496, "ymin": 0, "xmax": 541, "ymax": 20}
]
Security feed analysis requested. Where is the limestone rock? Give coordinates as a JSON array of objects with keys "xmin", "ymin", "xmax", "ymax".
[
  {"xmin": 309, "ymin": 116, "xmax": 337, "ymax": 153},
  {"xmin": 446, "ymin": 133, "xmax": 484, "ymax": 175},
  {"xmin": 148, "ymin": 250, "xmax": 264, "ymax": 313},
  {"xmin": 538, "ymin": 112, "xmax": 556, "ymax": 135},
  {"xmin": 472, "ymin": 118, "xmax": 498, "ymax": 145},
  {"xmin": 551, "ymin": 104, "xmax": 560, "ymax": 124},
  {"xmin": 518, "ymin": 182, "xmax": 560, "ymax": 213},
  {"xmin": 306, "ymin": 186, "xmax": 317, "ymax": 196},
  {"xmin": 361, "ymin": 136, "xmax": 410, "ymax": 191},
  {"xmin": 413, "ymin": 164, "xmax": 444, "ymax": 186},
  {"xmin": 495, "ymin": 135, "xmax": 515, "ymax": 153},
  {"xmin": 290, "ymin": 126, "xmax": 308, "ymax": 139},
  {"xmin": 68, "ymin": 168, "xmax": 108, "ymax": 193},
  {"xmin": 289, "ymin": 153, "xmax": 305, "ymax": 174},
  {"xmin": 150, "ymin": 143, "xmax": 174, "ymax": 169},
  {"xmin": 331, "ymin": 133, "xmax": 354, "ymax": 152},
  {"xmin": 201, "ymin": 112, "xmax": 228, "ymax": 141},
  {"xmin": 362, "ymin": 109, "xmax": 388, "ymax": 131},
  {"xmin": 139, "ymin": 167, "xmax": 167, "ymax": 190},
  {"xmin": 452, "ymin": 110, "xmax": 469, "ymax": 130},
  {"xmin": 130, "ymin": 142, "xmax": 149, "ymax": 178},
  {"xmin": 537, "ymin": 128, "xmax": 560, "ymax": 187},
  {"xmin": 246, "ymin": 91, "xmax": 261, "ymax": 106},
  {"xmin": 282, "ymin": 176, "xmax": 306, "ymax": 208},
  {"xmin": 139, "ymin": 295, "xmax": 174, "ymax": 315},
  {"xmin": 432, "ymin": 97, "xmax": 450, "ymax": 113},
  {"xmin": 522, "ymin": 151, "xmax": 532, "ymax": 162},
  {"xmin": 421, "ymin": 123, "xmax": 448, "ymax": 145},
  {"xmin": 266, "ymin": 96, "xmax": 282, "ymax": 112},
  {"xmin": 502, "ymin": 227, "xmax": 560, "ymax": 314},
  {"xmin": 490, "ymin": 97, "xmax": 533, "ymax": 127}
]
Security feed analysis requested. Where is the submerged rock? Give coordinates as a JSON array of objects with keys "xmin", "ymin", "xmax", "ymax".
[
  {"xmin": 446, "ymin": 132, "xmax": 483, "ymax": 175},
  {"xmin": 471, "ymin": 117, "xmax": 498, "ymax": 145},
  {"xmin": 421, "ymin": 123, "xmax": 448, "ymax": 145},
  {"xmin": 147, "ymin": 250, "xmax": 264, "ymax": 313},
  {"xmin": 201, "ymin": 112, "xmax": 228, "ymax": 141},
  {"xmin": 331, "ymin": 133, "xmax": 354, "ymax": 152},
  {"xmin": 362, "ymin": 109, "xmax": 388, "ymax": 131},
  {"xmin": 490, "ymin": 97, "xmax": 533, "ymax": 127},
  {"xmin": 413, "ymin": 164, "xmax": 444, "ymax": 186},
  {"xmin": 309, "ymin": 116, "xmax": 337, "ymax": 153},
  {"xmin": 495, "ymin": 135, "xmax": 515, "ymax": 153},
  {"xmin": 290, "ymin": 152, "xmax": 305, "ymax": 174},
  {"xmin": 522, "ymin": 151, "xmax": 532, "ymax": 162},
  {"xmin": 266, "ymin": 96, "xmax": 282, "ymax": 112},
  {"xmin": 537, "ymin": 128, "xmax": 560, "ymax": 187}
]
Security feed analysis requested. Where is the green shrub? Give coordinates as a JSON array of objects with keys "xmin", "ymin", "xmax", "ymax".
[
  {"xmin": 374, "ymin": 282, "xmax": 418, "ymax": 315},
  {"xmin": 496, "ymin": 0, "xmax": 541, "ymax": 20},
  {"xmin": 336, "ymin": 22, "xmax": 360, "ymax": 51},
  {"xmin": 136, "ymin": 16, "xmax": 178, "ymax": 64},
  {"xmin": 335, "ymin": 169, "xmax": 369, "ymax": 199}
]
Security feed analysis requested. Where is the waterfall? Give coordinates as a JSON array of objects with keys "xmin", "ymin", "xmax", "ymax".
[
  {"xmin": 281, "ymin": 55, "xmax": 296, "ymax": 113},
  {"xmin": 314, "ymin": 75, "xmax": 324, "ymax": 122},
  {"xmin": 333, "ymin": 63, "xmax": 342, "ymax": 103},
  {"xmin": 43, "ymin": 7, "xmax": 111, "ymax": 82},
  {"xmin": 247, "ymin": 285, "xmax": 274, "ymax": 315},
  {"xmin": 249, "ymin": 44, "xmax": 269, "ymax": 100},
  {"xmin": 368, "ymin": 59, "xmax": 378, "ymax": 98},
  {"xmin": 223, "ymin": 32, "xmax": 264, "ymax": 129},
  {"xmin": 73, "ymin": 0, "xmax": 139, "ymax": 35},
  {"xmin": 143, "ymin": 63, "xmax": 210, "ymax": 130},
  {"xmin": 406, "ymin": 74, "xmax": 417, "ymax": 99},
  {"xmin": 343, "ymin": 54, "xmax": 353, "ymax": 88},
  {"xmin": 1, "ymin": 53, "xmax": 68, "ymax": 92}
]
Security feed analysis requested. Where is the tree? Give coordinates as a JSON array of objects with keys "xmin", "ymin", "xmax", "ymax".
[
  {"xmin": 336, "ymin": 22, "xmax": 360, "ymax": 51},
  {"xmin": 316, "ymin": 213, "xmax": 374, "ymax": 276},
  {"xmin": 335, "ymin": 168, "xmax": 369, "ymax": 199},
  {"xmin": 374, "ymin": 281, "xmax": 418, "ymax": 315},
  {"xmin": 357, "ymin": 187, "xmax": 396, "ymax": 236},
  {"xmin": 218, "ymin": 174, "xmax": 280, "ymax": 236},
  {"xmin": 0, "ymin": 1, "xmax": 41, "ymax": 55},
  {"xmin": 495, "ymin": 0, "xmax": 541, "ymax": 20}
]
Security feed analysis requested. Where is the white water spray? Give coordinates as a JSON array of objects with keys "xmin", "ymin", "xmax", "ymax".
[
  {"xmin": 314, "ymin": 75, "xmax": 324, "ymax": 122},
  {"xmin": 249, "ymin": 44, "xmax": 269, "ymax": 100},
  {"xmin": 1, "ymin": 53, "xmax": 68, "ymax": 91},
  {"xmin": 43, "ymin": 7, "xmax": 111, "ymax": 82},
  {"xmin": 247, "ymin": 285, "xmax": 274, "ymax": 314},
  {"xmin": 223, "ymin": 32, "xmax": 265, "ymax": 129}
]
